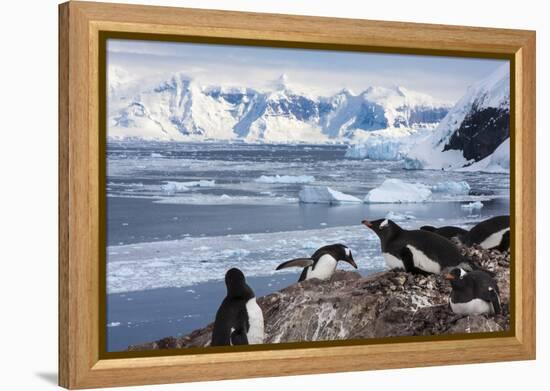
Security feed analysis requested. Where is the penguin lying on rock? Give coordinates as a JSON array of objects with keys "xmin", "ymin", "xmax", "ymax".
[
  {"xmin": 445, "ymin": 267, "xmax": 501, "ymax": 316},
  {"xmin": 363, "ymin": 218, "xmax": 475, "ymax": 275},
  {"xmin": 275, "ymin": 244, "xmax": 358, "ymax": 282},
  {"xmin": 462, "ymin": 215, "xmax": 510, "ymax": 251},
  {"xmin": 420, "ymin": 225, "xmax": 468, "ymax": 242},
  {"xmin": 211, "ymin": 268, "xmax": 264, "ymax": 346}
]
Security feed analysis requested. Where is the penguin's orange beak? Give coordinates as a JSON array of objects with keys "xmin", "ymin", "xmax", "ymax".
[
  {"xmin": 361, "ymin": 219, "xmax": 373, "ymax": 228},
  {"xmin": 445, "ymin": 273, "xmax": 455, "ymax": 280}
]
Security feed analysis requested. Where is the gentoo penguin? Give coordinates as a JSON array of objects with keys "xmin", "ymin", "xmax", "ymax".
[
  {"xmin": 420, "ymin": 225, "xmax": 468, "ymax": 241},
  {"xmin": 463, "ymin": 215, "xmax": 510, "ymax": 251},
  {"xmin": 211, "ymin": 268, "xmax": 264, "ymax": 346},
  {"xmin": 362, "ymin": 218, "xmax": 473, "ymax": 275},
  {"xmin": 445, "ymin": 267, "xmax": 501, "ymax": 315},
  {"xmin": 275, "ymin": 244, "xmax": 358, "ymax": 282}
]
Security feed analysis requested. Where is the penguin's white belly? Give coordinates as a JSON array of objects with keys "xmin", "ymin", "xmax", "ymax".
[
  {"xmin": 450, "ymin": 298, "xmax": 492, "ymax": 315},
  {"xmin": 307, "ymin": 254, "xmax": 337, "ymax": 280},
  {"xmin": 407, "ymin": 245, "xmax": 441, "ymax": 274},
  {"xmin": 480, "ymin": 228, "xmax": 509, "ymax": 249},
  {"xmin": 383, "ymin": 253, "xmax": 405, "ymax": 270},
  {"xmin": 245, "ymin": 298, "xmax": 264, "ymax": 344}
]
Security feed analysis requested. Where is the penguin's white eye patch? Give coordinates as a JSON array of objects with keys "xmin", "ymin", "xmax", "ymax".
[
  {"xmin": 345, "ymin": 247, "xmax": 350, "ymax": 257},
  {"xmin": 380, "ymin": 219, "xmax": 389, "ymax": 228},
  {"xmin": 459, "ymin": 268, "xmax": 467, "ymax": 278}
]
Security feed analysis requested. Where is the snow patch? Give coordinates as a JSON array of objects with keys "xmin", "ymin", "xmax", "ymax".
[{"xmin": 458, "ymin": 138, "xmax": 510, "ymax": 173}]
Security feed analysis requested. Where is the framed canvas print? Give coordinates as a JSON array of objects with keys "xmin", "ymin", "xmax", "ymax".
[{"xmin": 58, "ymin": 1, "xmax": 536, "ymax": 389}]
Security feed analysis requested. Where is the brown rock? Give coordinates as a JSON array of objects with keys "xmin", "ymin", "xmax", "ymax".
[{"xmin": 127, "ymin": 244, "xmax": 510, "ymax": 350}]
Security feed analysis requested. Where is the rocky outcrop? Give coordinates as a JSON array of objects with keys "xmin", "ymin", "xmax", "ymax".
[
  {"xmin": 128, "ymin": 244, "xmax": 510, "ymax": 351},
  {"xmin": 443, "ymin": 106, "xmax": 509, "ymax": 162}
]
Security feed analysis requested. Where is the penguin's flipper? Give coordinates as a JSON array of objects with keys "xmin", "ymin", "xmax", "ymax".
[
  {"xmin": 276, "ymin": 258, "xmax": 314, "ymax": 270},
  {"xmin": 497, "ymin": 230, "xmax": 510, "ymax": 252},
  {"xmin": 481, "ymin": 287, "xmax": 502, "ymax": 315},
  {"xmin": 230, "ymin": 327, "xmax": 249, "ymax": 345},
  {"xmin": 399, "ymin": 247, "xmax": 430, "ymax": 275}
]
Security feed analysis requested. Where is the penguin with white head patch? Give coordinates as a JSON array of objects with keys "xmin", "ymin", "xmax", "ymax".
[
  {"xmin": 445, "ymin": 267, "xmax": 501, "ymax": 315},
  {"xmin": 211, "ymin": 268, "xmax": 264, "ymax": 346},
  {"xmin": 420, "ymin": 225, "xmax": 468, "ymax": 242},
  {"xmin": 463, "ymin": 215, "xmax": 510, "ymax": 251},
  {"xmin": 362, "ymin": 218, "xmax": 474, "ymax": 275},
  {"xmin": 275, "ymin": 244, "xmax": 358, "ymax": 282}
]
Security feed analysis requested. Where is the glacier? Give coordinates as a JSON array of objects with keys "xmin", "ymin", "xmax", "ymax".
[{"xmin": 347, "ymin": 64, "xmax": 511, "ymax": 172}]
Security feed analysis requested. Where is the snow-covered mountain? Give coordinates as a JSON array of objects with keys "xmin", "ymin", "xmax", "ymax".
[
  {"xmin": 107, "ymin": 71, "xmax": 451, "ymax": 143},
  {"xmin": 404, "ymin": 64, "xmax": 510, "ymax": 171}
]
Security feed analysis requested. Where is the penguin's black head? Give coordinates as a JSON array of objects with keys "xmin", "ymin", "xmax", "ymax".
[
  {"xmin": 333, "ymin": 244, "xmax": 358, "ymax": 269},
  {"xmin": 362, "ymin": 218, "xmax": 401, "ymax": 241},
  {"xmin": 445, "ymin": 267, "xmax": 468, "ymax": 285},
  {"xmin": 224, "ymin": 268, "xmax": 254, "ymax": 299}
]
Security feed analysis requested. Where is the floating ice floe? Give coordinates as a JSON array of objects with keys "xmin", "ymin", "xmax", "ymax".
[
  {"xmin": 461, "ymin": 201, "xmax": 484, "ymax": 210},
  {"xmin": 150, "ymin": 152, "xmax": 163, "ymax": 158},
  {"xmin": 430, "ymin": 181, "xmax": 471, "ymax": 196},
  {"xmin": 298, "ymin": 185, "xmax": 362, "ymax": 205},
  {"xmin": 161, "ymin": 180, "xmax": 216, "ymax": 194},
  {"xmin": 385, "ymin": 211, "xmax": 416, "ymax": 221},
  {"xmin": 107, "ymin": 322, "xmax": 121, "ymax": 328},
  {"xmin": 255, "ymin": 174, "xmax": 315, "ymax": 184},
  {"xmin": 364, "ymin": 179, "xmax": 432, "ymax": 203},
  {"xmin": 161, "ymin": 181, "xmax": 189, "ymax": 194}
]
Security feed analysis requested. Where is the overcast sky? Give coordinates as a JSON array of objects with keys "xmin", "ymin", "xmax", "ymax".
[{"xmin": 107, "ymin": 39, "xmax": 508, "ymax": 103}]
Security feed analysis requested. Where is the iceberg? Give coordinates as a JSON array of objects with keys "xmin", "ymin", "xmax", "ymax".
[
  {"xmin": 298, "ymin": 185, "xmax": 362, "ymax": 204},
  {"xmin": 255, "ymin": 175, "xmax": 315, "ymax": 184},
  {"xmin": 364, "ymin": 179, "xmax": 432, "ymax": 203}
]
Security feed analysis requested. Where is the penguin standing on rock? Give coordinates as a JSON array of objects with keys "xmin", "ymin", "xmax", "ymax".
[
  {"xmin": 275, "ymin": 244, "xmax": 358, "ymax": 282},
  {"xmin": 463, "ymin": 215, "xmax": 510, "ymax": 251},
  {"xmin": 445, "ymin": 267, "xmax": 501, "ymax": 315},
  {"xmin": 211, "ymin": 268, "xmax": 264, "ymax": 346},
  {"xmin": 362, "ymin": 218, "xmax": 474, "ymax": 275}
]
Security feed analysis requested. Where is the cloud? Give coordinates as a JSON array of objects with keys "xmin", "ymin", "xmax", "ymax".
[{"xmin": 107, "ymin": 39, "xmax": 508, "ymax": 102}]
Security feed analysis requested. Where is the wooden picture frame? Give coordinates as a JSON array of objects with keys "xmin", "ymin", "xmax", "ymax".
[{"xmin": 59, "ymin": 1, "xmax": 536, "ymax": 389}]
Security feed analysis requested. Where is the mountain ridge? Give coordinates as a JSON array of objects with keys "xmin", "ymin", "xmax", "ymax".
[{"xmin": 108, "ymin": 71, "xmax": 452, "ymax": 143}]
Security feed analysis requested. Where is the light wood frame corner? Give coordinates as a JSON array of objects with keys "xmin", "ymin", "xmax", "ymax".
[{"xmin": 59, "ymin": 1, "xmax": 536, "ymax": 389}]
